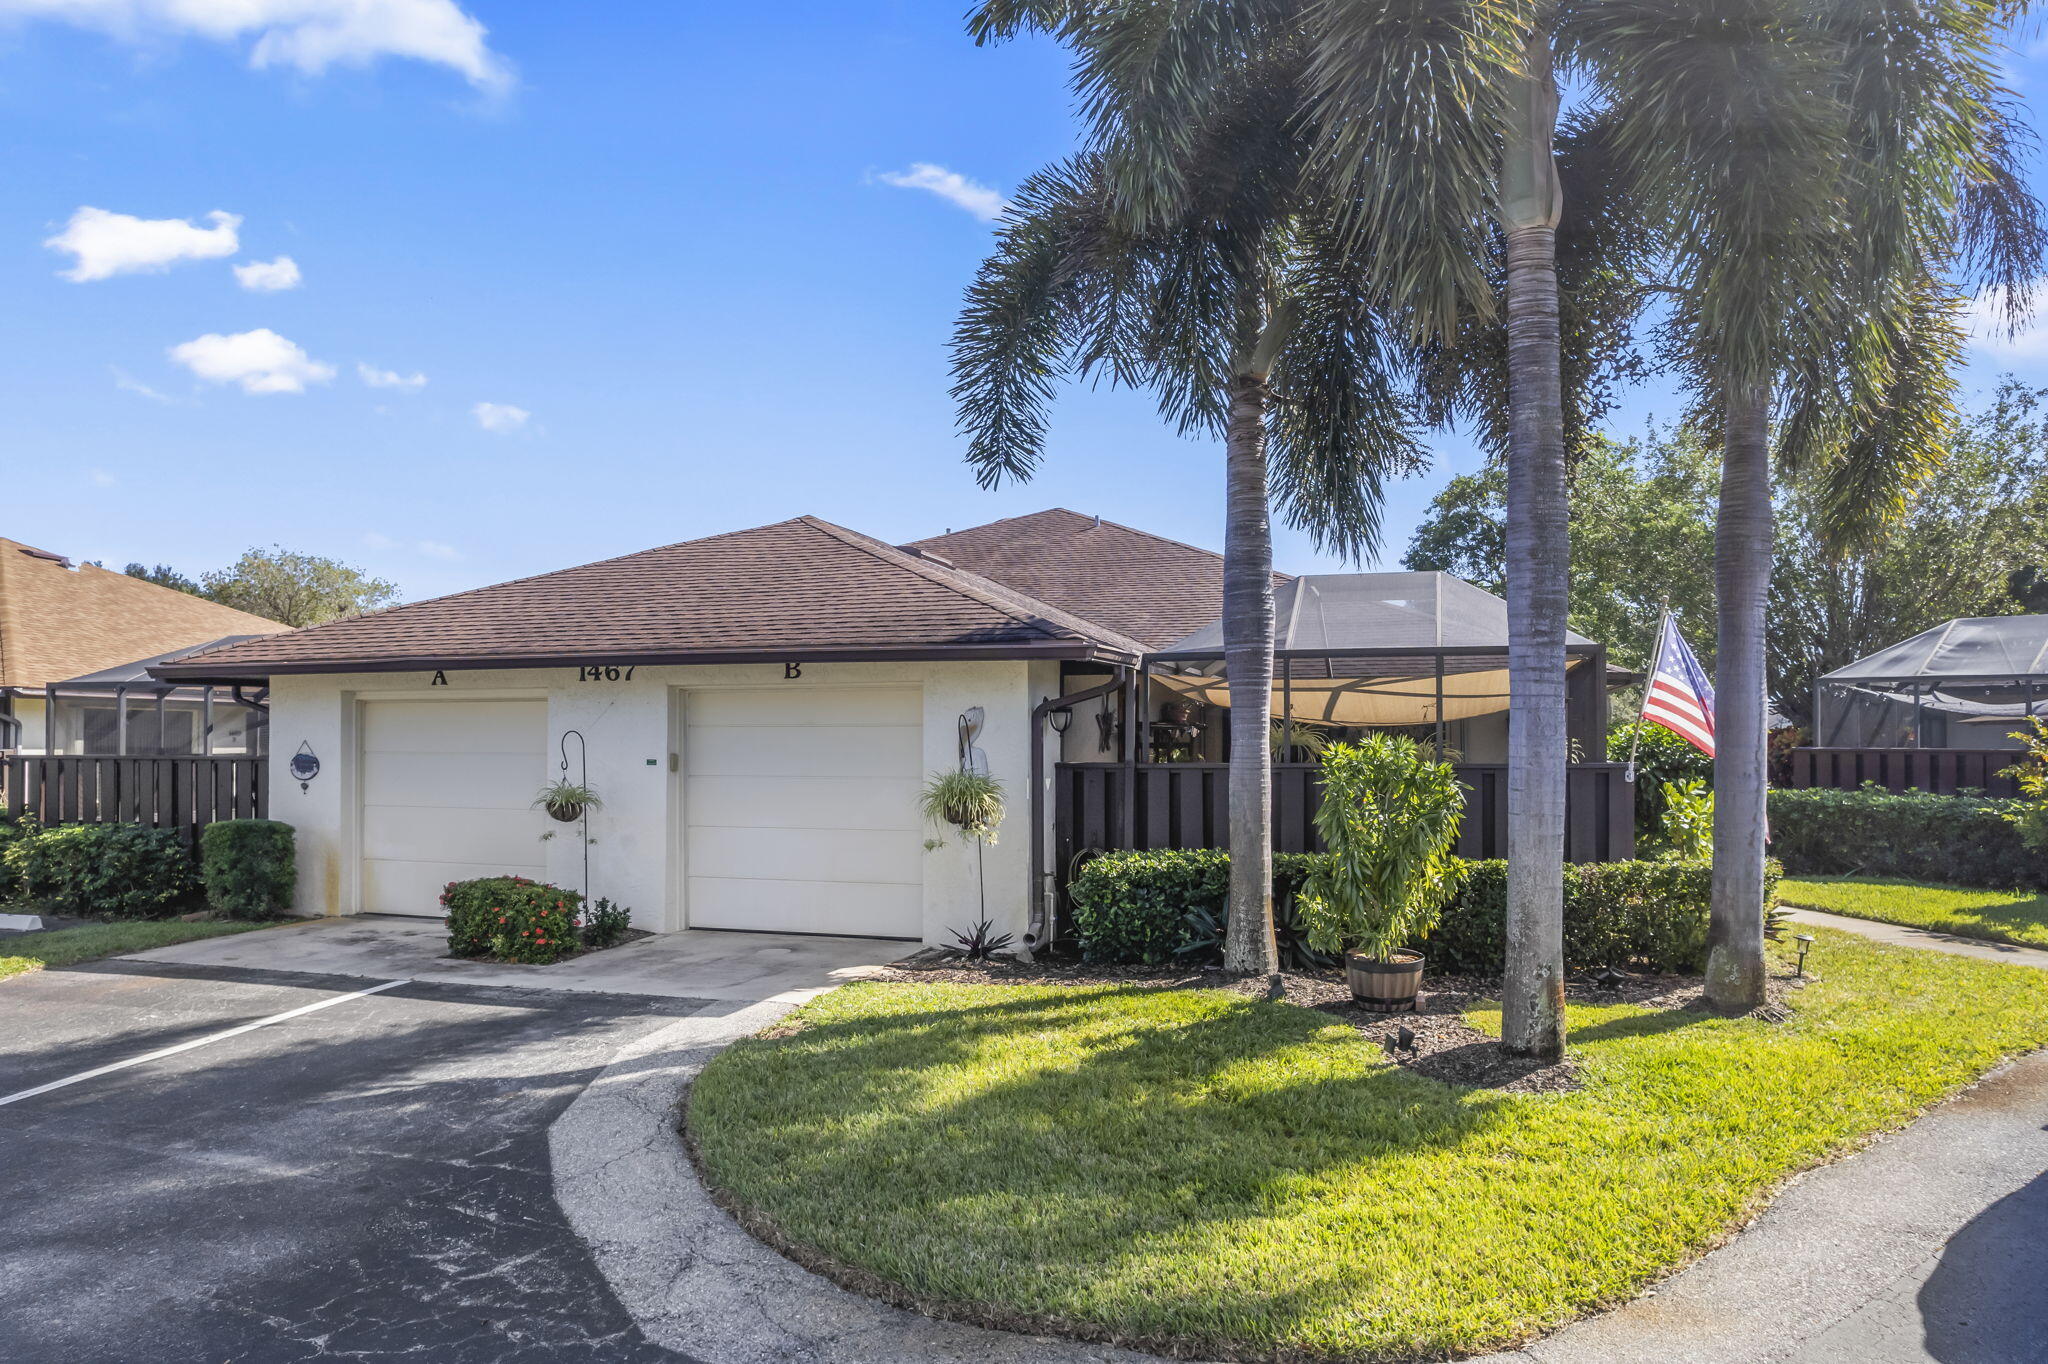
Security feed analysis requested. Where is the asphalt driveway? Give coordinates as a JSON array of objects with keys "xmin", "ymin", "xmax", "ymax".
[{"xmin": 0, "ymin": 958, "xmax": 712, "ymax": 1362}]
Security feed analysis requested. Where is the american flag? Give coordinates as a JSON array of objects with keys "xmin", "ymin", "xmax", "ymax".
[{"xmin": 1642, "ymin": 615, "xmax": 1716, "ymax": 757}]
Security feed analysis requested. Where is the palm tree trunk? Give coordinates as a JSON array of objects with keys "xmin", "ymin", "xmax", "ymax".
[
  {"xmin": 1499, "ymin": 33, "xmax": 1569, "ymax": 1061},
  {"xmin": 1707, "ymin": 376, "xmax": 1772, "ymax": 1012},
  {"xmin": 1221, "ymin": 369, "xmax": 1279, "ymax": 975}
]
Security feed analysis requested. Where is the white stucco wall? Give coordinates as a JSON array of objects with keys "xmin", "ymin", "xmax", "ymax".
[{"xmin": 266, "ymin": 659, "xmax": 1054, "ymax": 947}]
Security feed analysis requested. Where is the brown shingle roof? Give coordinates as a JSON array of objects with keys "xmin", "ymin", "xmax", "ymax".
[
  {"xmin": 904, "ymin": 508, "xmax": 1290, "ymax": 651},
  {"xmin": 153, "ymin": 516, "xmax": 1146, "ymax": 681},
  {"xmin": 0, "ymin": 538, "xmax": 287, "ymax": 689}
]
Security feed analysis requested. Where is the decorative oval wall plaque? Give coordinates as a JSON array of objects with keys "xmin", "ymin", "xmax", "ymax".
[{"xmin": 290, "ymin": 742, "xmax": 320, "ymax": 790}]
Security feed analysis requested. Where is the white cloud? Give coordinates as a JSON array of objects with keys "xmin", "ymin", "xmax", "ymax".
[
  {"xmin": 416, "ymin": 539, "xmax": 460, "ymax": 560},
  {"xmin": 0, "ymin": 0, "xmax": 511, "ymax": 91},
  {"xmin": 46, "ymin": 206, "xmax": 240, "ymax": 281},
  {"xmin": 363, "ymin": 530, "xmax": 399, "ymax": 550},
  {"xmin": 357, "ymin": 360, "xmax": 427, "ymax": 390},
  {"xmin": 111, "ymin": 366, "xmax": 178, "ymax": 403},
  {"xmin": 1967, "ymin": 280, "xmax": 2048, "ymax": 359},
  {"xmin": 89, "ymin": 468, "xmax": 117, "ymax": 487},
  {"xmin": 875, "ymin": 163, "xmax": 1009, "ymax": 222},
  {"xmin": 168, "ymin": 327, "xmax": 335, "ymax": 394},
  {"xmin": 472, "ymin": 400, "xmax": 529, "ymax": 433},
  {"xmin": 234, "ymin": 255, "xmax": 301, "ymax": 291}
]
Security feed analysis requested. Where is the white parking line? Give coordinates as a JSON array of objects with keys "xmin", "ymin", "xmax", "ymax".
[{"xmin": 0, "ymin": 978, "xmax": 410, "ymax": 1109}]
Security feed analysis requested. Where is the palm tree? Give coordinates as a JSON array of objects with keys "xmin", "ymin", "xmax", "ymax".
[
  {"xmin": 1581, "ymin": 0, "xmax": 2044, "ymax": 1011},
  {"xmin": 970, "ymin": 3, "xmax": 1657, "ymax": 1049},
  {"xmin": 961, "ymin": 2, "xmax": 1499, "ymax": 974},
  {"xmin": 1311, "ymin": 7, "xmax": 1646, "ymax": 1060},
  {"xmin": 953, "ymin": 140, "xmax": 1427, "ymax": 973}
]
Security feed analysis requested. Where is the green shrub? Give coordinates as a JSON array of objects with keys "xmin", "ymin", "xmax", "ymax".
[
  {"xmin": 1768, "ymin": 785, "xmax": 2048, "ymax": 889},
  {"xmin": 1299, "ymin": 737, "xmax": 1466, "ymax": 959},
  {"xmin": 2005, "ymin": 717, "xmax": 2048, "ymax": 853},
  {"xmin": 1611, "ymin": 721, "xmax": 1714, "ymax": 837},
  {"xmin": 442, "ymin": 875, "xmax": 584, "ymax": 964},
  {"xmin": 3, "ymin": 824, "xmax": 197, "ymax": 918},
  {"xmin": 1071, "ymin": 850, "xmax": 1316, "ymax": 966},
  {"xmin": 198, "ymin": 820, "xmax": 296, "ymax": 920},
  {"xmin": 1068, "ymin": 849, "xmax": 1779, "ymax": 975},
  {"xmin": 1654, "ymin": 779, "xmax": 1715, "ymax": 861},
  {"xmin": 583, "ymin": 896, "xmax": 632, "ymax": 949},
  {"xmin": 0, "ymin": 817, "xmax": 35, "ymax": 902}
]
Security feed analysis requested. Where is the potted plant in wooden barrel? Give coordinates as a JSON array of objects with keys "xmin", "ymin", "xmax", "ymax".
[{"xmin": 1299, "ymin": 735, "xmax": 1466, "ymax": 1013}]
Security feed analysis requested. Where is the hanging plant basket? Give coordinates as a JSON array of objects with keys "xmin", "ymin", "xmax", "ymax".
[
  {"xmin": 918, "ymin": 770, "xmax": 1006, "ymax": 844},
  {"xmin": 534, "ymin": 779, "xmax": 602, "ymax": 825}
]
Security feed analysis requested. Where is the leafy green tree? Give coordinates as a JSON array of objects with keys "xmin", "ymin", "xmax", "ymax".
[
  {"xmin": 1411, "ymin": 392, "xmax": 2048, "ymax": 725},
  {"xmin": 1406, "ymin": 430, "xmax": 1719, "ymax": 669},
  {"xmin": 200, "ymin": 547, "xmax": 398, "ymax": 627},
  {"xmin": 123, "ymin": 562, "xmax": 201, "ymax": 595}
]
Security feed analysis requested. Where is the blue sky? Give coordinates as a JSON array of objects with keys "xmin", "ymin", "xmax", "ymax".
[{"xmin": 6, "ymin": 2, "xmax": 2044, "ymax": 604}]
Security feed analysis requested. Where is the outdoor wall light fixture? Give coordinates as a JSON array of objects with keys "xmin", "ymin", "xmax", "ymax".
[
  {"xmin": 1793, "ymin": 933, "xmax": 1816, "ymax": 979},
  {"xmin": 1048, "ymin": 707, "xmax": 1073, "ymax": 735}
]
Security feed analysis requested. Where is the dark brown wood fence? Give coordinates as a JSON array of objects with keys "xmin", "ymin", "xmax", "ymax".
[
  {"xmin": 1787, "ymin": 748, "xmax": 2022, "ymax": 798},
  {"xmin": 1054, "ymin": 761, "xmax": 1635, "ymax": 886},
  {"xmin": 2, "ymin": 755, "xmax": 266, "ymax": 838}
]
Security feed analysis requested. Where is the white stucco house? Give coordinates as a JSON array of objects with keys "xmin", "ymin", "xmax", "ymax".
[{"xmin": 150, "ymin": 512, "xmax": 1209, "ymax": 948}]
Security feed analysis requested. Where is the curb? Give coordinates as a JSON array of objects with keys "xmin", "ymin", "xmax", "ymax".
[{"xmin": 548, "ymin": 995, "xmax": 1164, "ymax": 1364}]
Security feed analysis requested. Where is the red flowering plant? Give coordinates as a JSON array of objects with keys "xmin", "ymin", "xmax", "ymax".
[{"xmin": 443, "ymin": 876, "xmax": 585, "ymax": 964}]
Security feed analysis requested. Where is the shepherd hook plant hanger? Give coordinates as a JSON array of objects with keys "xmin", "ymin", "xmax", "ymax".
[{"xmin": 561, "ymin": 729, "xmax": 589, "ymax": 903}]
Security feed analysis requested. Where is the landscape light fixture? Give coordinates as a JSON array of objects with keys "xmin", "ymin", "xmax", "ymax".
[{"xmin": 1793, "ymin": 933, "xmax": 1816, "ymax": 979}]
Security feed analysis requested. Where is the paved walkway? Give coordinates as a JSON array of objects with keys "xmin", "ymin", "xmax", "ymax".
[
  {"xmin": 126, "ymin": 914, "xmax": 897, "ymax": 1002},
  {"xmin": 1469, "ymin": 1046, "xmax": 2048, "ymax": 1364},
  {"xmin": 1782, "ymin": 907, "xmax": 2048, "ymax": 971}
]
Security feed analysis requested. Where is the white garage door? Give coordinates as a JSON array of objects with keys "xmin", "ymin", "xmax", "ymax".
[
  {"xmin": 359, "ymin": 699, "xmax": 548, "ymax": 917},
  {"xmin": 685, "ymin": 686, "xmax": 923, "ymax": 938}
]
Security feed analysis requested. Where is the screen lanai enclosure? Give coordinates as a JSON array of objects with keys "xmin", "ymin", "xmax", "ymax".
[{"xmin": 1044, "ymin": 573, "xmax": 1635, "ymax": 927}]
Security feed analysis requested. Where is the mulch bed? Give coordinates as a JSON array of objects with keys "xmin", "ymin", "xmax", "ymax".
[{"xmin": 874, "ymin": 951, "xmax": 1797, "ymax": 1095}]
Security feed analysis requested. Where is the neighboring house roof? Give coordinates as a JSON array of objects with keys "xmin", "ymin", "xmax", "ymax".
[
  {"xmin": 58, "ymin": 636, "xmax": 276, "ymax": 688},
  {"xmin": 153, "ymin": 516, "xmax": 1147, "ymax": 682},
  {"xmin": 1157, "ymin": 572, "xmax": 1600, "ymax": 656},
  {"xmin": 0, "ymin": 538, "xmax": 287, "ymax": 690},
  {"xmin": 904, "ymin": 508, "xmax": 1290, "ymax": 651}
]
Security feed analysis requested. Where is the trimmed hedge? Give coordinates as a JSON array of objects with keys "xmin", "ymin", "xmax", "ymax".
[
  {"xmin": 1, "ymin": 823, "xmax": 197, "ymax": 918},
  {"xmin": 442, "ymin": 875, "xmax": 584, "ymax": 964},
  {"xmin": 1768, "ymin": 786, "xmax": 2048, "ymax": 890},
  {"xmin": 199, "ymin": 820, "xmax": 297, "ymax": 920},
  {"xmin": 1069, "ymin": 850, "xmax": 1780, "ymax": 974},
  {"xmin": 0, "ymin": 817, "xmax": 32, "ymax": 902}
]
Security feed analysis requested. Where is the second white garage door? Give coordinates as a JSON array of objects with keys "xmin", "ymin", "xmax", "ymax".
[
  {"xmin": 684, "ymin": 686, "xmax": 923, "ymax": 938},
  {"xmin": 359, "ymin": 699, "xmax": 549, "ymax": 917}
]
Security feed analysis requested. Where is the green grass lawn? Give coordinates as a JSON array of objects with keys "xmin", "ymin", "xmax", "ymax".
[
  {"xmin": 691, "ymin": 931, "xmax": 2048, "ymax": 1363},
  {"xmin": 1782, "ymin": 876, "xmax": 2048, "ymax": 950},
  {"xmin": 0, "ymin": 920, "xmax": 272, "ymax": 982}
]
